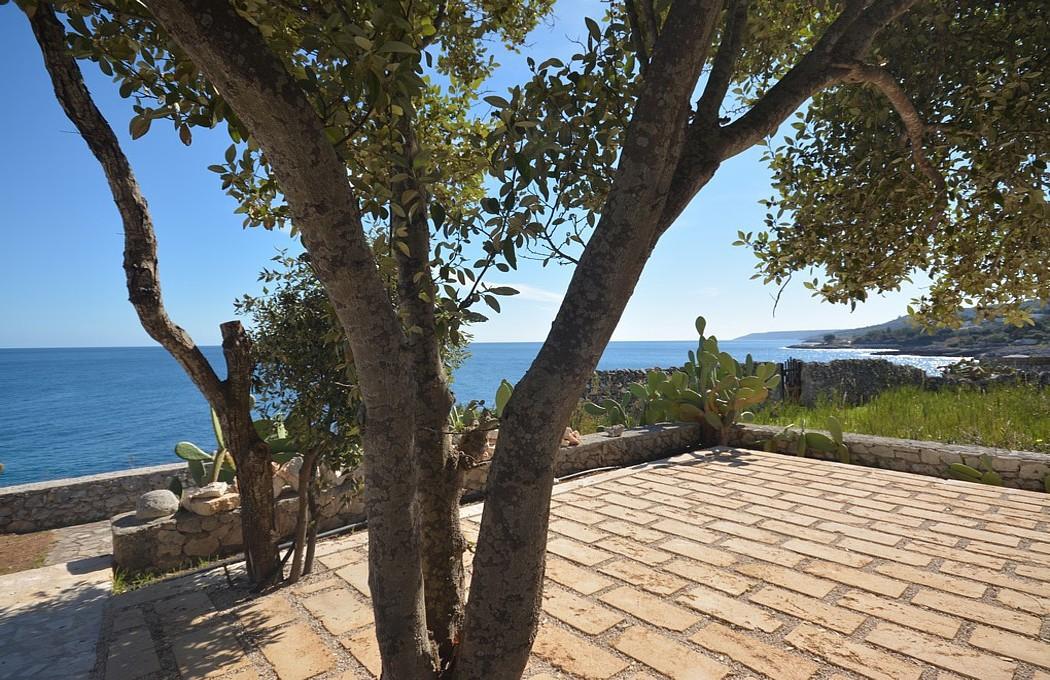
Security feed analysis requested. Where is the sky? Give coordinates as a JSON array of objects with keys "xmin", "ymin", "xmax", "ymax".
[{"xmin": 0, "ymin": 2, "xmax": 926, "ymax": 347}]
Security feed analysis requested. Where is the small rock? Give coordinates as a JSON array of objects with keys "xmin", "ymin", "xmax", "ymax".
[
  {"xmin": 561, "ymin": 427, "xmax": 582, "ymax": 447},
  {"xmin": 604, "ymin": 424, "xmax": 625, "ymax": 438},
  {"xmin": 182, "ymin": 492, "xmax": 241, "ymax": 516},
  {"xmin": 136, "ymin": 489, "xmax": 180, "ymax": 520},
  {"xmin": 192, "ymin": 482, "xmax": 228, "ymax": 499}
]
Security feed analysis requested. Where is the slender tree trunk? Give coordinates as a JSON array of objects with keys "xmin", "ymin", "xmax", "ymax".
[
  {"xmin": 390, "ymin": 112, "xmax": 466, "ymax": 666},
  {"xmin": 26, "ymin": 2, "xmax": 280, "ymax": 586},
  {"xmin": 303, "ymin": 473, "xmax": 320, "ymax": 576},
  {"xmin": 288, "ymin": 450, "xmax": 319, "ymax": 584},
  {"xmin": 415, "ymin": 404, "xmax": 465, "ymax": 666}
]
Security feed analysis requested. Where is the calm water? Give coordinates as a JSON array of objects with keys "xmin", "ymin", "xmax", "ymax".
[{"xmin": 0, "ymin": 339, "xmax": 961, "ymax": 487}]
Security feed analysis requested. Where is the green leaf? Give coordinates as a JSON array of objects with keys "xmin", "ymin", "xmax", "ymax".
[
  {"xmin": 486, "ymin": 286, "xmax": 519, "ymax": 296},
  {"xmin": 175, "ymin": 441, "xmax": 212, "ymax": 461},
  {"xmin": 584, "ymin": 17, "xmax": 601, "ymax": 40},
  {"xmin": 378, "ymin": 41, "xmax": 417, "ymax": 54},
  {"xmin": 495, "ymin": 379, "xmax": 513, "ymax": 417},
  {"xmin": 484, "ymin": 95, "xmax": 511, "ymax": 108},
  {"xmin": 129, "ymin": 115, "xmax": 151, "ymax": 140}
]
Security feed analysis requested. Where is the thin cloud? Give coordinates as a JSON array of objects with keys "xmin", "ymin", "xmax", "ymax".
[{"xmin": 496, "ymin": 282, "xmax": 564, "ymax": 305}]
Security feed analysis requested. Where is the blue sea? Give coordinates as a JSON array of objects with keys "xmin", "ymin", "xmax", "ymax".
[{"xmin": 0, "ymin": 340, "xmax": 961, "ymax": 487}]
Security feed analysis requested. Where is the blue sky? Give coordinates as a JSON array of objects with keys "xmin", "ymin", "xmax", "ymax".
[{"xmin": 0, "ymin": 2, "xmax": 924, "ymax": 347}]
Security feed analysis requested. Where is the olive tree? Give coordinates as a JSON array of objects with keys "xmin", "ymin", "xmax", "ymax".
[{"xmin": 19, "ymin": 0, "xmax": 1047, "ymax": 676}]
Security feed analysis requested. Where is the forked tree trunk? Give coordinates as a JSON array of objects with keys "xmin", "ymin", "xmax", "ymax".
[{"xmin": 26, "ymin": 3, "xmax": 279, "ymax": 586}]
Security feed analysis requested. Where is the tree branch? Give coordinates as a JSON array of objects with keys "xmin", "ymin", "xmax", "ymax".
[
  {"xmin": 623, "ymin": 0, "xmax": 652, "ymax": 72},
  {"xmin": 657, "ymin": 0, "xmax": 920, "ymax": 230},
  {"xmin": 694, "ymin": 0, "xmax": 749, "ymax": 124},
  {"xmin": 26, "ymin": 2, "xmax": 225, "ymax": 407},
  {"xmin": 838, "ymin": 61, "xmax": 946, "ymax": 193},
  {"xmin": 717, "ymin": 0, "xmax": 917, "ymax": 160}
]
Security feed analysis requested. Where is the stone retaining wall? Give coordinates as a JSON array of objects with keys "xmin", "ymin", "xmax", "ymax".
[
  {"xmin": 113, "ymin": 424, "xmax": 703, "ymax": 575},
  {"xmin": 0, "ymin": 463, "xmax": 188, "ymax": 533},
  {"xmin": 585, "ymin": 358, "xmax": 932, "ymax": 407},
  {"xmin": 729, "ymin": 423, "xmax": 1050, "ymax": 491}
]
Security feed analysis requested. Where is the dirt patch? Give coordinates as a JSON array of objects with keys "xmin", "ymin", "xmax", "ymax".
[{"xmin": 0, "ymin": 531, "xmax": 55, "ymax": 575}]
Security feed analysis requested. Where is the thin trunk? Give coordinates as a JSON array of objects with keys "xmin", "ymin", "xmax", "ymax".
[
  {"xmin": 26, "ymin": 2, "xmax": 279, "ymax": 585},
  {"xmin": 288, "ymin": 450, "xmax": 319, "ymax": 584},
  {"xmin": 303, "ymin": 474, "xmax": 320, "ymax": 576},
  {"xmin": 415, "ymin": 409, "xmax": 464, "ymax": 666},
  {"xmin": 391, "ymin": 113, "xmax": 465, "ymax": 666}
]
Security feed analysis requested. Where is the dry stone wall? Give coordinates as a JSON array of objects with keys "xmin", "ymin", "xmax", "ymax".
[
  {"xmin": 113, "ymin": 424, "xmax": 704, "ymax": 574},
  {"xmin": 0, "ymin": 463, "xmax": 188, "ymax": 533},
  {"xmin": 729, "ymin": 423, "xmax": 1050, "ymax": 491}
]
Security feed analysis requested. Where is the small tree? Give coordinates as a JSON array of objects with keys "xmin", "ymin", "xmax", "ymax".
[
  {"xmin": 235, "ymin": 250, "xmax": 467, "ymax": 580},
  {"xmin": 23, "ymin": 2, "xmax": 280, "ymax": 584}
]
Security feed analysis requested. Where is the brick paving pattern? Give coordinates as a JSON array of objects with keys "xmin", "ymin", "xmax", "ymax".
[{"xmin": 94, "ymin": 448, "xmax": 1050, "ymax": 679}]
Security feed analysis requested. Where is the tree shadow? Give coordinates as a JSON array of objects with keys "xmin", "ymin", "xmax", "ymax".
[{"xmin": 0, "ymin": 570, "xmax": 109, "ymax": 680}]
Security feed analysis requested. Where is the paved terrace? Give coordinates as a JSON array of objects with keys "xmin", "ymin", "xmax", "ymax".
[{"xmin": 12, "ymin": 448, "xmax": 1050, "ymax": 679}]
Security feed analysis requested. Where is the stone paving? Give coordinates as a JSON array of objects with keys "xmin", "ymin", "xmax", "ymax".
[
  {"xmin": 17, "ymin": 447, "xmax": 1050, "ymax": 679},
  {"xmin": 45, "ymin": 519, "xmax": 113, "ymax": 566},
  {"xmin": 0, "ymin": 552, "xmax": 111, "ymax": 679}
]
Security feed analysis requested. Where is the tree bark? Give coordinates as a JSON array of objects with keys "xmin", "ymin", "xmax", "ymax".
[
  {"xmin": 219, "ymin": 321, "xmax": 280, "ymax": 585},
  {"xmin": 288, "ymin": 449, "xmax": 319, "ymax": 584},
  {"xmin": 139, "ymin": 1, "xmax": 433, "ymax": 674},
  {"xmin": 390, "ymin": 114, "xmax": 465, "ymax": 667},
  {"xmin": 454, "ymin": 3, "xmax": 725, "ymax": 677},
  {"xmin": 26, "ymin": 2, "xmax": 279, "ymax": 585}
]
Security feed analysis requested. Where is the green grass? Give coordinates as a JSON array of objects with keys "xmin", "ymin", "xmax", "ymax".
[{"xmin": 751, "ymin": 384, "xmax": 1050, "ymax": 453}]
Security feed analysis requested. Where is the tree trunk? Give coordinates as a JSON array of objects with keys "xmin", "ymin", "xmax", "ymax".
[
  {"xmin": 138, "ymin": 2, "xmax": 436, "ymax": 673},
  {"xmin": 26, "ymin": 1, "xmax": 280, "ymax": 586},
  {"xmin": 220, "ymin": 322, "xmax": 280, "ymax": 586},
  {"xmin": 288, "ymin": 450, "xmax": 319, "ymax": 584},
  {"xmin": 415, "ymin": 405, "xmax": 464, "ymax": 666},
  {"xmin": 390, "ymin": 112, "xmax": 466, "ymax": 667},
  {"xmin": 454, "ymin": 3, "xmax": 724, "ymax": 676},
  {"xmin": 303, "ymin": 472, "xmax": 320, "ymax": 576}
]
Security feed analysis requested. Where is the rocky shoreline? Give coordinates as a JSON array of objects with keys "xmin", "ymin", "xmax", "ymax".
[{"xmin": 786, "ymin": 342, "xmax": 1050, "ymax": 358}]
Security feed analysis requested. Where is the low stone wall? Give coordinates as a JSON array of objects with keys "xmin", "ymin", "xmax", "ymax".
[
  {"xmin": 792, "ymin": 359, "xmax": 929, "ymax": 406},
  {"xmin": 112, "ymin": 478, "xmax": 365, "ymax": 574},
  {"xmin": 585, "ymin": 358, "xmax": 934, "ymax": 407},
  {"xmin": 0, "ymin": 463, "xmax": 188, "ymax": 533},
  {"xmin": 730, "ymin": 423, "xmax": 1050, "ymax": 491},
  {"xmin": 113, "ymin": 424, "xmax": 702, "ymax": 574}
]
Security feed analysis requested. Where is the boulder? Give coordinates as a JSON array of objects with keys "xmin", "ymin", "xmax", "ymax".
[{"xmin": 136, "ymin": 490, "xmax": 180, "ymax": 520}]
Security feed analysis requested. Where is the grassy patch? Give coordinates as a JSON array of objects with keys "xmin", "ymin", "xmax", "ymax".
[
  {"xmin": 751, "ymin": 384, "xmax": 1050, "ymax": 452},
  {"xmin": 112, "ymin": 556, "xmax": 215, "ymax": 594},
  {"xmin": 0, "ymin": 531, "xmax": 55, "ymax": 575}
]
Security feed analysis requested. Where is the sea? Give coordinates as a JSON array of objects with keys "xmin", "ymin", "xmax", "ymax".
[{"xmin": 0, "ymin": 339, "xmax": 962, "ymax": 487}]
